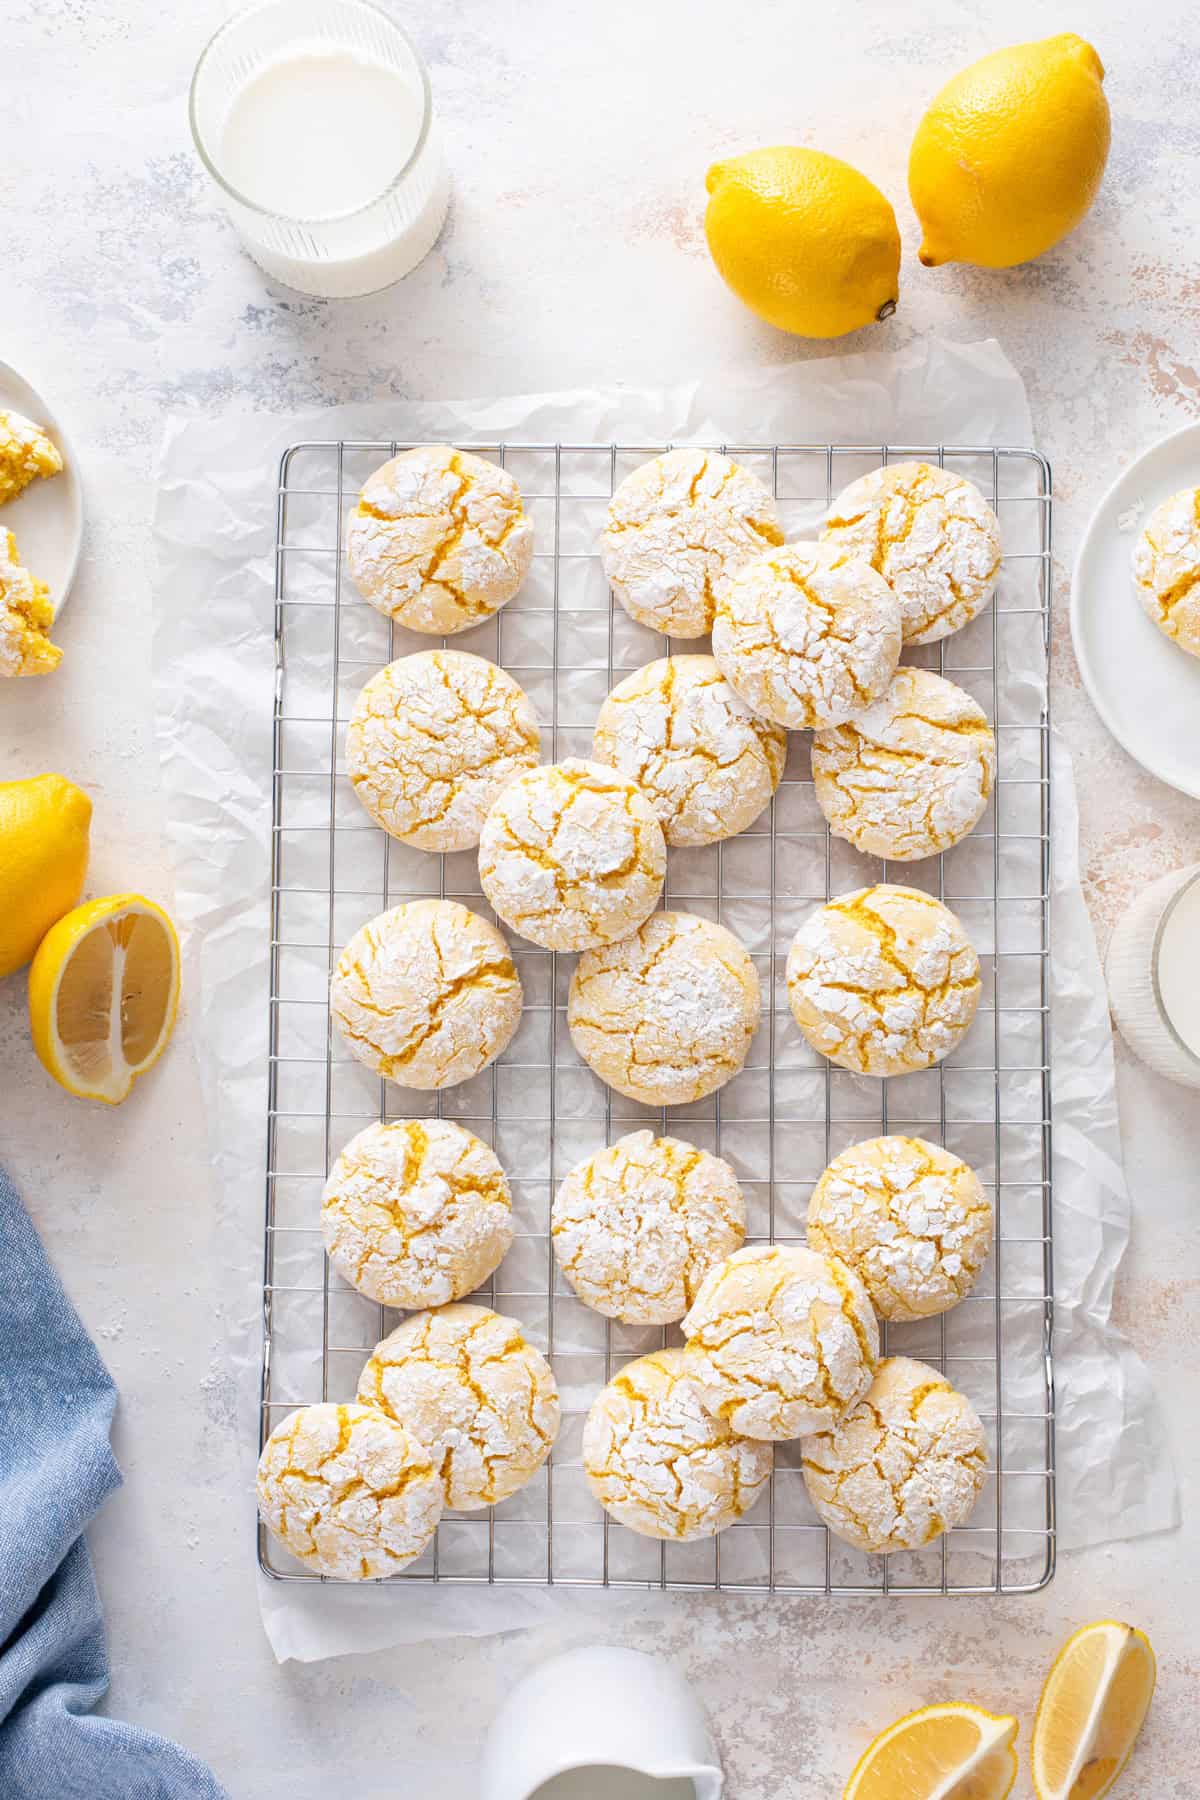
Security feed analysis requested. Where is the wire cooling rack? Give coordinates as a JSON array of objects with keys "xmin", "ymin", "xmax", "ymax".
[{"xmin": 262, "ymin": 439, "xmax": 1055, "ymax": 1597}]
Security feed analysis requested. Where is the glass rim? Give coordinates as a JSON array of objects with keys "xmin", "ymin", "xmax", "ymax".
[
  {"xmin": 1151, "ymin": 863, "xmax": 1200, "ymax": 1072},
  {"xmin": 188, "ymin": 0, "xmax": 434, "ymax": 228}
]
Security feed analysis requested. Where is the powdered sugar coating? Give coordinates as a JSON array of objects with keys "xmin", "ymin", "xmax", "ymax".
[
  {"xmin": 478, "ymin": 758, "xmax": 666, "ymax": 951},
  {"xmin": 346, "ymin": 446, "xmax": 534, "ymax": 634},
  {"xmin": 593, "ymin": 655, "xmax": 786, "ymax": 847},
  {"xmin": 358, "ymin": 1304, "xmax": 560, "ymax": 1512},
  {"xmin": 787, "ymin": 885, "xmax": 981, "ymax": 1077},
  {"xmin": 821, "ymin": 460, "xmax": 1001, "ymax": 645},
  {"xmin": 599, "ymin": 448, "xmax": 783, "ymax": 639},
  {"xmin": 712, "ymin": 542, "xmax": 901, "ymax": 730},
  {"xmin": 0, "ymin": 528, "xmax": 60, "ymax": 677},
  {"xmin": 801, "ymin": 1356, "xmax": 988, "ymax": 1553},
  {"xmin": 807, "ymin": 1136, "xmax": 992, "ymax": 1322},
  {"xmin": 0, "ymin": 408, "xmax": 62, "ymax": 506},
  {"xmin": 1132, "ymin": 486, "xmax": 1200, "ymax": 657},
  {"xmin": 552, "ymin": 1130, "xmax": 746, "ymax": 1324},
  {"xmin": 568, "ymin": 910, "xmax": 761, "ymax": 1106},
  {"xmin": 582, "ymin": 1346, "xmax": 773, "ymax": 1539},
  {"xmin": 682, "ymin": 1243, "xmax": 879, "ymax": 1441},
  {"xmin": 331, "ymin": 899, "xmax": 522, "ymax": 1089},
  {"xmin": 811, "ymin": 667, "xmax": 995, "ymax": 861},
  {"xmin": 256, "ymin": 1402, "xmax": 442, "ymax": 1579}
]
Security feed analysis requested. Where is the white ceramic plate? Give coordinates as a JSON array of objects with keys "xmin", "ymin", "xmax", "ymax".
[
  {"xmin": 1072, "ymin": 422, "xmax": 1200, "ymax": 798},
  {"xmin": 0, "ymin": 359, "xmax": 84, "ymax": 616}
]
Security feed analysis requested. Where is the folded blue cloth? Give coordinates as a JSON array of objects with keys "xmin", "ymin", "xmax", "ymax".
[{"xmin": 0, "ymin": 1166, "xmax": 228, "ymax": 1799}]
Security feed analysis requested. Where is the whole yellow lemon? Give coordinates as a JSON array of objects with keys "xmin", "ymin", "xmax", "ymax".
[
  {"xmin": 704, "ymin": 147, "xmax": 900, "ymax": 339},
  {"xmin": 910, "ymin": 33, "xmax": 1110, "ymax": 268},
  {"xmin": 0, "ymin": 773, "xmax": 91, "ymax": 979}
]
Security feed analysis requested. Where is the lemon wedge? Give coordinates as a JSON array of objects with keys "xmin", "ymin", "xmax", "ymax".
[
  {"xmin": 844, "ymin": 1702, "xmax": 1018, "ymax": 1800},
  {"xmin": 29, "ymin": 895, "xmax": 180, "ymax": 1104},
  {"xmin": 1032, "ymin": 1621, "xmax": 1156, "ymax": 1800}
]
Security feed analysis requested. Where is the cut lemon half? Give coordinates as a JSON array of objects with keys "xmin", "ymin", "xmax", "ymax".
[
  {"xmin": 845, "ymin": 1702, "xmax": 1018, "ymax": 1800},
  {"xmin": 29, "ymin": 895, "xmax": 180, "ymax": 1104},
  {"xmin": 1032, "ymin": 1620, "xmax": 1156, "ymax": 1800}
]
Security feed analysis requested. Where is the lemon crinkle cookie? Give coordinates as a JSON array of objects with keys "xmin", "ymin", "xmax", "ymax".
[
  {"xmin": 682, "ymin": 1243, "xmax": 878, "ymax": 1441},
  {"xmin": 787, "ymin": 885, "xmax": 981, "ymax": 1077},
  {"xmin": 820, "ymin": 460, "xmax": 1002, "ymax": 645},
  {"xmin": 801, "ymin": 1356, "xmax": 988, "ymax": 1553},
  {"xmin": 582, "ymin": 1346, "xmax": 773, "ymax": 1540},
  {"xmin": 599, "ymin": 447, "xmax": 783, "ymax": 639},
  {"xmin": 321, "ymin": 1118, "xmax": 513, "ymax": 1308},
  {"xmin": 808, "ymin": 1136, "xmax": 992, "ymax": 1322},
  {"xmin": 331, "ymin": 898, "xmax": 521, "ymax": 1089},
  {"xmin": 0, "ymin": 529, "xmax": 61, "ymax": 677},
  {"xmin": 1132, "ymin": 486, "xmax": 1200, "ymax": 657},
  {"xmin": 346, "ymin": 445, "xmax": 534, "ymax": 634},
  {"xmin": 568, "ymin": 911, "xmax": 760, "ymax": 1107},
  {"xmin": 256, "ymin": 1401, "xmax": 442, "ymax": 1579},
  {"xmin": 358, "ymin": 1303, "xmax": 560, "ymax": 1512},
  {"xmin": 593, "ymin": 655, "xmax": 786, "ymax": 847},
  {"xmin": 552, "ymin": 1130, "xmax": 746, "ymax": 1325},
  {"xmin": 812, "ymin": 666, "xmax": 995, "ymax": 861},
  {"xmin": 478, "ymin": 758, "xmax": 665, "ymax": 952},
  {"xmin": 0, "ymin": 409, "xmax": 62, "ymax": 507},
  {"xmin": 712, "ymin": 542, "xmax": 901, "ymax": 730},
  {"xmin": 347, "ymin": 650, "xmax": 540, "ymax": 852}
]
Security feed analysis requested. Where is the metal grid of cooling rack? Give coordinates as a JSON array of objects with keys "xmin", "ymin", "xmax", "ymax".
[{"xmin": 262, "ymin": 439, "xmax": 1055, "ymax": 1598}]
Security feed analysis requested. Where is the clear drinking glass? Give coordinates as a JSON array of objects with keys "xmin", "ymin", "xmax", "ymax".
[
  {"xmin": 189, "ymin": 0, "xmax": 450, "ymax": 299},
  {"xmin": 1106, "ymin": 862, "xmax": 1200, "ymax": 1089}
]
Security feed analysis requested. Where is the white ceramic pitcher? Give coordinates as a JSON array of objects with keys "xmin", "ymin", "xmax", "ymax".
[{"xmin": 479, "ymin": 1646, "xmax": 725, "ymax": 1800}]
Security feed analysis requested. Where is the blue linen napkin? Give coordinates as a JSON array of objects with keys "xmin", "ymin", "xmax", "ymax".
[{"xmin": 0, "ymin": 1166, "xmax": 228, "ymax": 1798}]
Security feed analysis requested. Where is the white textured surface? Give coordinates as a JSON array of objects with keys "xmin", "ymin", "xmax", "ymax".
[{"xmin": 4, "ymin": 0, "xmax": 1200, "ymax": 1792}]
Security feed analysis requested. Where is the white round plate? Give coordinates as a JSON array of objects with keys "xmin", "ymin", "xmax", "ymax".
[
  {"xmin": 1072, "ymin": 422, "xmax": 1200, "ymax": 798},
  {"xmin": 0, "ymin": 359, "xmax": 83, "ymax": 616}
]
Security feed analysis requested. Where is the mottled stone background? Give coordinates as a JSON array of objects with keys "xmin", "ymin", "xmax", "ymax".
[{"xmin": 4, "ymin": 1, "xmax": 1199, "ymax": 1794}]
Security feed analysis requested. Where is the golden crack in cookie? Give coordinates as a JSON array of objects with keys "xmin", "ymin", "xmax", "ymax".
[
  {"xmin": 358, "ymin": 1303, "xmax": 560, "ymax": 1512},
  {"xmin": 478, "ymin": 758, "xmax": 665, "ymax": 951},
  {"xmin": 801, "ymin": 1356, "xmax": 988, "ymax": 1553},
  {"xmin": 582, "ymin": 1345, "xmax": 773, "ymax": 1539},
  {"xmin": 811, "ymin": 666, "xmax": 995, "ymax": 861},
  {"xmin": 1132, "ymin": 485, "xmax": 1200, "ymax": 657},
  {"xmin": 568, "ymin": 910, "xmax": 760, "ymax": 1107},
  {"xmin": 256, "ymin": 1401, "xmax": 442, "ymax": 1579},
  {"xmin": 347, "ymin": 650, "xmax": 540, "ymax": 852},
  {"xmin": 321, "ymin": 1118, "xmax": 513, "ymax": 1308},
  {"xmin": 0, "ymin": 409, "xmax": 62, "ymax": 507},
  {"xmin": 599, "ymin": 447, "xmax": 782, "ymax": 639},
  {"xmin": 346, "ymin": 445, "xmax": 534, "ymax": 634},
  {"xmin": 712, "ymin": 542, "xmax": 901, "ymax": 730},
  {"xmin": 552, "ymin": 1129, "xmax": 746, "ymax": 1324},
  {"xmin": 681, "ymin": 1243, "xmax": 878, "ymax": 1442},
  {"xmin": 593, "ymin": 654, "xmax": 786, "ymax": 847},
  {"xmin": 0, "ymin": 529, "xmax": 61, "ymax": 677},
  {"xmin": 331, "ymin": 898, "xmax": 522, "ymax": 1089},
  {"xmin": 820, "ymin": 460, "xmax": 1002, "ymax": 645},
  {"xmin": 807, "ymin": 1135, "xmax": 993, "ymax": 1322},
  {"xmin": 787, "ymin": 884, "xmax": 981, "ymax": 1077}
]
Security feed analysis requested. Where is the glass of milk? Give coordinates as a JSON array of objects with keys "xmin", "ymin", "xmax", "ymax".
[
  {"xmin": 189, "ymin": 0, "xmax": 450, "ymax": 298},
  {"xmin": 1106, "ymin": 863, "xmax": 1200, "ymax": 1089}
]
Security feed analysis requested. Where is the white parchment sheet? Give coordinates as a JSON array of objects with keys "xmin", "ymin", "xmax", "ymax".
[{"xmin": 151, "ymin": 339, "xmax": 1177, "ymax": 1664}]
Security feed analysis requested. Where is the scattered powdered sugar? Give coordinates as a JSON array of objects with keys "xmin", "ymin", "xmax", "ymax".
[{"xmin": 1132, "ymin": 485, "xmax": 1200, "ymax": 657}]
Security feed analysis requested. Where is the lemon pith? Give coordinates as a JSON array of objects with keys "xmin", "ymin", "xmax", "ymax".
[
  {"xmin": 844, "ymin": 1702, "xmax": 1019, "ymax": 1800},
  {"xmin": 1031, "ymin": 1621, "xmax": 1156, "ymax": 1800},
  {"xmin": 0, "ymin": 773, "xmax": 91, "ymax": 977}
]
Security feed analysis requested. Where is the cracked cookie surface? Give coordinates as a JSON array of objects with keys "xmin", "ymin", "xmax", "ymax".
[
  {"xmin": 807, "ymin": 1135, "xmax": 992, "ymax": 1322},
  {"xmin": 478, "ymin": 758, "xmax": 665, "ymax": 951},
  {"xmin": 256, "ymin": 1401, "xmax": 442, "ymax": 1579},
  {"xmin": 582, "ymin": 1345, "xmax": 773, "ymax": 1539},
  {"xmin": 321, "ymin": 1118, "xmax": 513, "ymax": 1308},
  {"xmin": 0, "ymin": 409, "xmax": 62, "ymax": 507},
  {"xmin": 801, "ymin": 1355, "xmax": 988, "ymax": 1553},
  {"xmin": 346, "ymin": 445, "xmax": 534, "ymax": 634},
  {"xmin": 812, "ymin": 666, "xmax": 995, "ymax": 861},
  {"xmin": 682, "ymin": 1243, "xmax": 878, "ymax": 1441},
  {"xmin": 1132, "ymin": 486, "xmax": 1200, "ymax": 657},
  {"xmin": 331, "ymin": 898, "xmax": 522, "ymax": 1089},
  {"xmin": 347, "ymin": 650, "xmax": 540, "ymax": 852},
  {"xmin": 357, "ymin": 1303, "xmax": 560, "ymax": 1512},
  {"xmin": 712, "ymin": 542, "xmax": 901, "ymax": 730},
  {"xmin": 593, "ymin": 654, "xmax": 786, "ymax": 847},
  {"xmin": 0, "ymin": 529, "xmax": 61, "ymax": 677},
  {"xmin": 787, "ymin": 884, "xmax": 981, "ymax": 1077},
  {"xmin": 820, "ymin": 460, "xmax": 1001, "ymax": 645},
  {"xmin": 568, "ymin": 910, "xmax": 761, "ymax": 1107},
  {"xmin": 599, "ymin": 448, "xmax": 782, "ymax": 639},
  {"xmin": 552, "ymin": 1129, "xmax": 745, "ymax": 1324}
]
